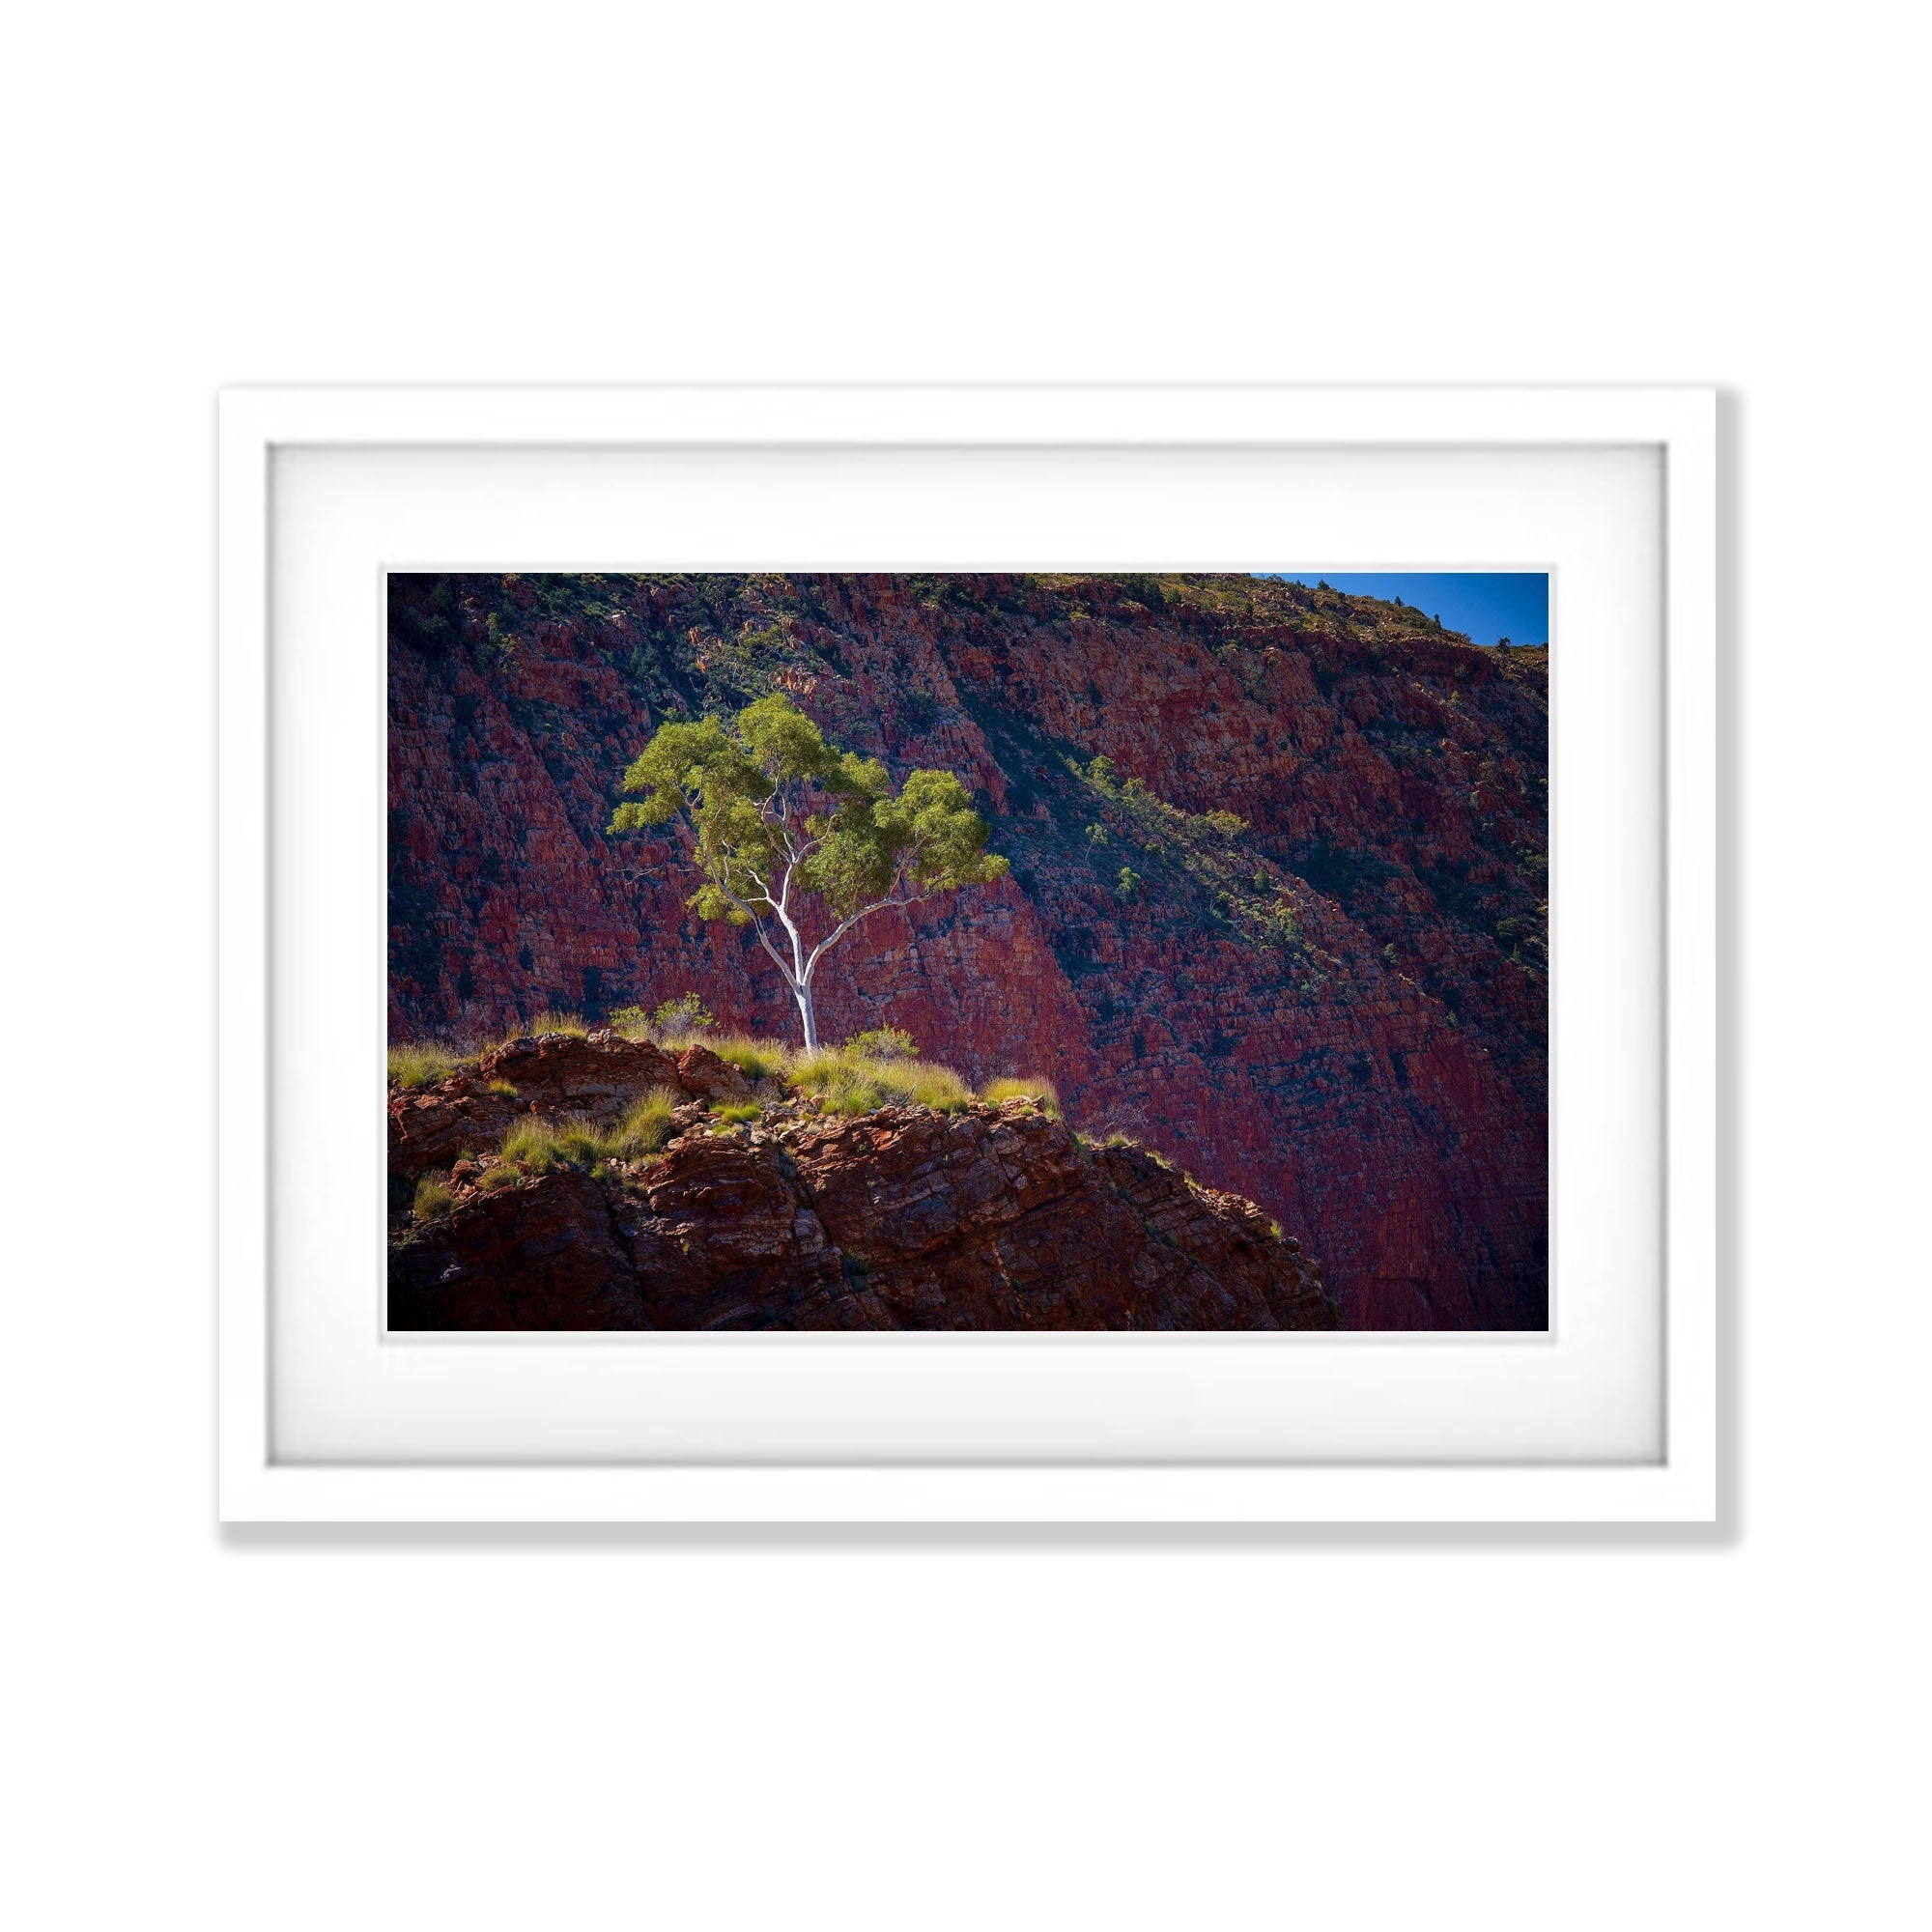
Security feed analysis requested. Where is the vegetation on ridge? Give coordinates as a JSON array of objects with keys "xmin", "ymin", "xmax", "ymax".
[{"xmin": 607, "ymin": 692, "xmax": 1007, "ymax": 1051}]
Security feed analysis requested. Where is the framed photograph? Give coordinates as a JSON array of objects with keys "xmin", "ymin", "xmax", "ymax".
[{"xmin": 217, "ymin": 384, "xmax": 1715, "ymax": 1521}]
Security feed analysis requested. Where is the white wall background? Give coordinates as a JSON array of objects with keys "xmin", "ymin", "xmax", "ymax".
[{"xmin": 3, "ymin": 4, "xmax": 1925, "ymax": 1926}]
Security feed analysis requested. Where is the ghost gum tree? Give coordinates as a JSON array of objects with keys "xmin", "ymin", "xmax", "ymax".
[{"xmin": 608, "ymin": 694, "xmax": 1008, "ymax": 1050}]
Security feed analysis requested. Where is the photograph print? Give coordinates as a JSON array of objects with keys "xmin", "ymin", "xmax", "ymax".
[{"xmin": 386, "ymin": 571, "xmax": 1548, "ymax": 1332}]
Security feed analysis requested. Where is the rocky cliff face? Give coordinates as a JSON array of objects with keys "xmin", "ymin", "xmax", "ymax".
[
  {"xmin": 389, "ymin": 1033, "xmax": 1336, "ymax": 1332},
  {"xmin": 388, "ymin": 572, "xmax": 1547, "ymax": 1327}
]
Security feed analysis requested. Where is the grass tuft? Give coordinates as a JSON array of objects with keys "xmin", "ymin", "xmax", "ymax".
[
  {"xmin": 712, "ymin": 1101, "xmax": 762, "ymax": 1125},
  {"xmin": 501, "ymin": 1114, "xmax": 573, "ymax": 1173},
  {"xmin": 710, "ymin": 1035, "xmax": 793, "ymax": 1082},
  {"xmin": 981, "ymin": 1075, "xmax": 1061, "ymax": 1118},
  {"xmin": 388, "ymin": 1041, "xmax": 465, "ymax": 1090},
  {"xmin": 498, "ymin": 1094, "xmax": 681, "ymax": 1171},
  {"xmin": 475, "ymin": 1162, "xmax": 523, "ymax": 1193},
  {"xmin": 608, "ymin": 1089, "xmax": 678, "ymax": 1159},
  {"xmin": 412, "ymin": 1177, "xmax": 453, "ymax": 1221},
  {"xmin": 787, "ymin": 1047, "xmax": 974, "ymax": 1117},
  {"xmin": 526, "ymin": 1009, "xmax": 588, "ymax": 1038}
]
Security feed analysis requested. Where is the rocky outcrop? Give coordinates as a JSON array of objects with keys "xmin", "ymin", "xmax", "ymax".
[
  {"xmin": 390, "ymin": 1170, "xmax": 645, "ymax": 1329},
  {"xmin": 388, "ymin": 1031, "xmax": 749, "ymax": 1177},
  {"xmin": 388, "ymin": 1071, "xmax": 1337, "ymax": 1333},
  {"xmin": 388, "ymin": 572, "xmax": 1548, "ymax": 1326}
]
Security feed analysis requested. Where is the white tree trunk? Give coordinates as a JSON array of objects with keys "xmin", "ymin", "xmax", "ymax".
[{"xmin": 794, "ymin": 973, "xmax": 819, "ymax": 1051}]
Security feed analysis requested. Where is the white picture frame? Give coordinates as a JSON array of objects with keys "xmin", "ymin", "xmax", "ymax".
[{"xmin": 218, "ymin": 384, "xmax": 1716, "ymax": 1522}]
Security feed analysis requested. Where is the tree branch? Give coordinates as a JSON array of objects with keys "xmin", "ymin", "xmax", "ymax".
[
  {"xmin": 717, "ymin": 882, "xmax": 800, "ymax": 989},
  {"xmin": 803, "ymin": 891, "xmax": 926, "ymax": 979}
]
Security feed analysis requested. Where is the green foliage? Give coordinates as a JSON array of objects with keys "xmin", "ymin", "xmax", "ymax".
[
  {"xmin": 1493, "ymin": 909, "xmax": 1547, "ymax": 965},
  {"xmin": 388, "ymin": 1042, "xmax": 463, "ymax": 1090},
  {"xmin": 412, "ymin": 1177, "xmax": 453, "ymax": 1222},
  {"xmin": 712, "ymin": 1102, "xmax": 763, "ymax": 1126},
  {"xmin": 648, "ymin": 992, "xmax": 715, "ymax": 1042},
  {"xmin": 477, "ymin": 611, "xmax": 518, "ymax": 673},
  {"xmin": 1080, "ymin": 754, "xmax": 1248, "ymax": 847},
  {"xmin": 1116, "ymin": 573, "xmax": 1168, "ymax": 611},
  {"xmin": 526, "ymin": 1009, "xmax": 587, "ymax": 1038},
  {"xmin": 609, "ymin": 694, "xmax": 1008, "ymax": 925},
  {"xmin": 612, "ymin": 993, "xmax": 716, "ymax": 1045},
  {"xmin": 499, "ymin": 1093, "xmax": 681, "ymax": 1170},
  {"xmin": 486, "ymin": 1079, "xmax": 518, "ymax": 1098},
  {"xmin": 475, "ymin": 1162, "xmax": 523, "ymax": 1193},
  {"xmin": 844, "ymin": 1026, "xmax": 919, "ymax": 1063},
  {"xmin": 671, "ymin": 1036, "xmax": 1054, "ymax": 1125},
  {"xmin": 786, "ymin": 1046, "xmax": 974, "ymax": 1117},
  {"xmin": 1065, "ymin": 753, "xmax": 1308, "ymax": 956},
  {"xmin": 981, "ymin": 1076, "xmax": 1061, "ymax": 1119},
  {"xmin": 607, "ymin": 691, "xmax": 1008, "ymax": 1047}
]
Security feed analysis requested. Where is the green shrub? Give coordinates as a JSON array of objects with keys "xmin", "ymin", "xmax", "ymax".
[
  {"xmin": 412, "ymin": 1177, "xmax": 454, "ymax": 1221},
  {"xmin": 1265, "ymin": 903, "xmax": 1301, "ymax": 947},
  {"xmin": 712, "ymin": 1101, "xmax": 763, "ymax": 1125},
  {"xmin": 475, "ymin": 1162, "xmax": 522, "ymax": 1193},
  {"xmin": 388, "ymin": 1041, "xmax": 463, "ymax": 1090},
  {"xmin": 486, "ymin": 1079, "xmax": 518, "ymax": 1098},
  {"xmin": 981, "ymin": 1075, "xmax": 1061, "ymax": 1119},
  {"xmin": 843, "ymin": 1026, "xmax": 919, "ymax": 1063},
  {"xmin": 1065, "ymin": 752, "xmax": 1297, "ymax": 952},
  {"xmin": 610, "ymin": 993, "xmax": 716, "ymax": 1047},
  {"xmin": 650, "ymin": 992, "xmax": 716, "ymax": 1044}
]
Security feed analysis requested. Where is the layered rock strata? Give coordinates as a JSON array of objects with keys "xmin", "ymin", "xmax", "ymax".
[{"xmin": 389, "ymin": 1037, "xmax": 1336, "ymax": 1332}]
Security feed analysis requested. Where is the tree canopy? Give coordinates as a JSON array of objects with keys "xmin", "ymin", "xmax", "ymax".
[{"xmin": 608, "ymin": 694, "xmax": 1007, "ymax": 1047}]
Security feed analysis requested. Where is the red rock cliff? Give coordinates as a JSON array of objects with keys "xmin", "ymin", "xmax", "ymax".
[
  {"xmin": 388, "ymin": 573, "xmax": 1548, "ymax": 1327},
  {"xmin": 389, "ymin": 1041, "xmax": 1336, "ymax": 1334}
]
